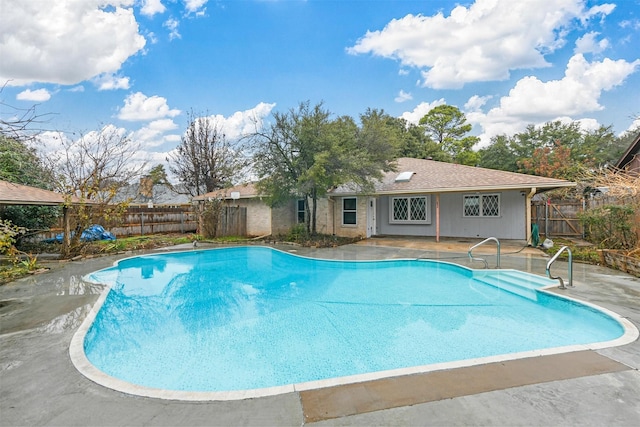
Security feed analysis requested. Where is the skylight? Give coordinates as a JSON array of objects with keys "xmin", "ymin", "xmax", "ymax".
[{"xmin": 395, "ymin": 171, "xmax": 414, "ymax": 182}]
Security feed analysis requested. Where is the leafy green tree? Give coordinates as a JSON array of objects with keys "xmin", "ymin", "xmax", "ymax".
[
  {"xmin": 146, "ymin": 164, "xmax": 172, "ymax": 186},
  {"xmin": 251, "ymin": 102, "xmax": 395, "ymax": 234},
  {"xmin": 0, "ymin": 135, "xmax": 59, "ymax": 230},
  {"xmin": 418, "ymin": 105, "xmax": 479, "ymax": 165},
  {"xmin": 479, "ymin": 121, "xmax": 632, "ymax": 179},
  {"xmin": 477, "ymin": 134, "xmax": 520, "ymax": 172}
]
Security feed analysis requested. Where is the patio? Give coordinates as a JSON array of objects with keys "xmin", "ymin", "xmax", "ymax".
[{"xmin": 1, "ymin": 238, "xmax": 639, "ymax": 426}]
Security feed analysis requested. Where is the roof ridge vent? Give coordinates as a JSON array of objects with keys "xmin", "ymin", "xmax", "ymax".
[{"xmin": 395, "ymin": 171, "xmax": 414, "ymax": 182}]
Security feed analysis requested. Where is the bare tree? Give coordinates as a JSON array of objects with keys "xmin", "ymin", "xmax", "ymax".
[
  {"xmin": 168, "ymin": 111, "xmax": 249, "ymax": 197},
  {"xmin": 1, "ymin": 82, "xmax": 54, "ymax": 141},
  {"xmin": 47, "ymin": 125, "xmax": 145, "ymax": 255}
]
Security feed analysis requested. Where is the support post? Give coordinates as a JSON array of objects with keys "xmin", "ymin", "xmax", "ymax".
[
  {"xmin": 62, "ymin": 206, "xmax": 71, "ymax": 258},
  {"xmin": 435, "ymin": 193, "xmax": 440, "ymax": 243}
]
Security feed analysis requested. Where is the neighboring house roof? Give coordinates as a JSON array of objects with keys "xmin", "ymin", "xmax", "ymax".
[
  {"xmin": 332, "ymin": 158, "xmax": 575, "ymax": 195},
  {"xmin": 114, "ymin": 182, "xmax": 191, "ymax": 205},
  {"xmin": 0, "ymin": 180, "xmax": 84, "ymax": 206},
  {"xmin": 615, "ymin": 131, "xmax": 640, "ymax": 172},
  {"xmin": 194, "ymin": 182, "xmax": 260, "ymax": 201}
]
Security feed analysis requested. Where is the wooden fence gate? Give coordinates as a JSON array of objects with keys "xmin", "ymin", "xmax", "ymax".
[
  {"xmin": 200, "ymin": 206, "xmax": 248, "ymax": 238},
  {"xmin": 531, "ymin": 200, "xmax": 584, "ymax": 238},
  {"xmin": 216, "ymin": 206, "xmax": 247, "ymax": 237}
]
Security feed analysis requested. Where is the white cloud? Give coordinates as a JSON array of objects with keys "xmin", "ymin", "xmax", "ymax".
[
  {"xmin": 141, "ymin": 0, "xmax": 165, "ymax": 17},
  {"xmin": 129, "ymin": 120, "xmax": 180, "ymax": 151},
  {"xmin": 574, "ymin": 32, "xmax": 609, "ymax": 54},
  {"xmin": 625, "ymin": 117, "xmax": 640, "ymax": 133},
  {"xmin": 347, "ymin": 0, "xmax": 615, "ymax": 89},
  {"xmin": 464, "ymin": 95, "xmax": 491, "ymax": 112},
  {"xmin": 495, "ymin": 54, "xmax": 639, "ymax": 117},
  {"xmin": 93, "ymin": 73, "xmax": 131, "ymax": 91},
  {"xmin": 118, "ymin": 92, "xmax": 181, "ymax": 121},
  {"xmin": 466, "ymin": 54, "xmax": 640, "ymax": 146},
  {"xmin": 619, "ymin": 19, "xmax": 640, "ymax": 30},
  {"xmin": 148, "ymin": 119, "xmax": 178, "ymax": 132},
  {"xmin": 0, "ymin": 1, "xmax": 145, "ymax": 86},
  {"xmin": 16, "ymin": 88, "xmax": 51, "ymax": 102},
  {"xmin": 164, "ymin": 18, "xmax": 181, "ymax": 40},
  {"xmin": 36, "ymin": 131, "xmax": 69, "ymax": 155},
  {"xmin": 394, "ymin": 90, "xmax": 413, "ymax": 103},
  {"xmin": 68, "ymin": 86, "xmax": 85, "ymax": 93},
  {"xmin": 400, "ymin": 99, "xmax": 446, "ymax": 125},
  {"xmin": 205, "ymin": 102, "xmax": 276, "ymax": 141},
  {"xmin": 147, "ymin": 32, "xmax": 159, "ymax": 44},
  {"xmin": 185, "ymin": 0, "xmax": 208, "ymax": 14}
]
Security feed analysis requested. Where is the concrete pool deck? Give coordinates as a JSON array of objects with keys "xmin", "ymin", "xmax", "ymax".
[{"xmin": 1, "ymin": 237, "xmax": 639, "ymax": 426}]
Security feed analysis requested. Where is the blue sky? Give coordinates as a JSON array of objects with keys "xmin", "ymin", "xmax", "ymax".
[{"xmin": 1, "ymin": 0, "xmax": 639, "ymax": 171}]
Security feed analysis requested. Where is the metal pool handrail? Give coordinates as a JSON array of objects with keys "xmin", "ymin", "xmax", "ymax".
[
  {"xmin": 468, "ymin": 237, "xmax": 500, "ymax": 269},
  {"xmin": 546, "ymin": 245, "xmax": 573, "ymax": 289}
]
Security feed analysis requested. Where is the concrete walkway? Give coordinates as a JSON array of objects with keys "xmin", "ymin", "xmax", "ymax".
[{"xmin": 1, "ymin": 238, "xmax": 639, "ymax": 426}]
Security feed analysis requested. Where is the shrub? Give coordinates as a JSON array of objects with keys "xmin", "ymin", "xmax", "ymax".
[
  {"xmin": 0, "ymin": 219, "xmax": 27, "ymax": 260},
  {"xmin": 579, "ymin": 204, "xmax": 637, "ymax": 250}
]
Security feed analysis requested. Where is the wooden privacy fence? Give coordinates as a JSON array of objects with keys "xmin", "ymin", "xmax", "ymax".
[
  {"xmin": 35, "ymin": 205, "xmax": 198, "ymax": 240},
  {"xmin": 532, "ymin": 200, "xmax": 584, "ymax": 237},
  {"xmin": 109, "ymin": 205, "xmax": 198, "ymax": 236},
  {"xmin": 200, "ymin": 206, "xmax": 247, "ymax": 238},
  {"xmin": 532, "ymin": 196, "xmax": 639, "ymax": 239}
]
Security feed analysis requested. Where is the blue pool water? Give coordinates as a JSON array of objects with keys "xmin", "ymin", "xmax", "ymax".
[{"xmin": 83, "ymin": 246, "xmax": 624, "ymax": 392}]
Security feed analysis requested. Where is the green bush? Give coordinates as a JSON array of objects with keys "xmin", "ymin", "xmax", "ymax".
[
  {"xmin": 286, "ymin": 224, "xmax": 309, "ymax": 242},
  {"xmin": 0, "ymin": 219, "xmax": 26, "ymax": 259},
  {"xmin": 579, "ymin": 204, "xmax": 637, "ymax": 250}
]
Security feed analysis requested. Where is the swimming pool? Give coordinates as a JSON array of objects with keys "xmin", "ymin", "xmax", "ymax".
[{"xmin": 71, "ymin": 246, "xmax": 637, "ymax": 400}]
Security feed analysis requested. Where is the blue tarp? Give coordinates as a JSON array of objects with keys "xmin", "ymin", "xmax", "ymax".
[{"xmin": 44, "ymin": 224, "xmax": 116, "ymax": 243}]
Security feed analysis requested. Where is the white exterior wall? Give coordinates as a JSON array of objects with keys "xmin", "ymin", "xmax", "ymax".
[{"xmin": 375, "ymin": 190, "xmax": 527, "ymax": 239}]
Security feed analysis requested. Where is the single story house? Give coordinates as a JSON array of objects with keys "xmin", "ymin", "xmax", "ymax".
[{"xmin": 195, "ymin": 158, "xmax": 575, "ymax": 241}]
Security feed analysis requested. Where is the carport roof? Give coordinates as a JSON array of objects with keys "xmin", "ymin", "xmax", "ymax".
[{"xmin": 0, "ymin": 180, "xmax": 82, "ymax": 206}]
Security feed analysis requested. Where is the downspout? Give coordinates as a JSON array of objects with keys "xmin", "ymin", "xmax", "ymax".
[
  {"xmin": 328, "ymin": 196, "xmax": 335, "ymax": 235},
  {"xmin": 526, "ymin": 187, "xmax": 536, "ymax": 243},
  {"xmin": 435, "ymin": 193, "xmax": 440, "ymax": 243}
]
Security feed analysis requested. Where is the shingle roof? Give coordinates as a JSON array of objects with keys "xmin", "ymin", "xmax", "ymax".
[
  {"xmin": 332, "ymin": 158, "xmax": 575, "ymax": 195},
  {"xmin": 0, "ymin": 180, "xmax": 83, "ymax": 205},
  {"xmin": 193, "ymin": 158, "xmax": 575, "ymax": 201},
  {"xmin": 193, "ymin": 182, "xmax": 260, "ymax": 201}
]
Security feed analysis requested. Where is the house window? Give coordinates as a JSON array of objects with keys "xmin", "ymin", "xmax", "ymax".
[
  {"xmin": 297, "ymin": 199, "xmax": 305, "ymax": 223},
  {"xmin": 342, "ymin": 197, "xmax": 357, "ymax": 225},
  {"xmin": 463, "ymin": 194, "xmax": 500, "ymax": 217},
  {"xmin": 390, "ymin": 196, "xmax": 430, "ymax": 224}
]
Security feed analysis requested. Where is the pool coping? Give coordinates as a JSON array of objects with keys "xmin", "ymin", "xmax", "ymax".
[{"xmin": 69, "ymin": 248, "xmax": 640, "ymax": 402}]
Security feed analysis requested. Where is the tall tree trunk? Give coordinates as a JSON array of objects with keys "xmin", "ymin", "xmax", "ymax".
[
  {"xmin": 304, "ymin": 196, "xmax": 311, "ymax": 234},
  {"xmin": 311, "ymin": 187, "xmax": 318, "ymax": 235}
]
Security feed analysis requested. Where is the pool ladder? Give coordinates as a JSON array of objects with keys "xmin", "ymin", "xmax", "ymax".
[
  {"xmin": 468, "ymin": 237, "xmax": 501, "ymax": 269},
  {"xmin": 546, "ymin": 246, "xmax": 573, "ymax": 289}
]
